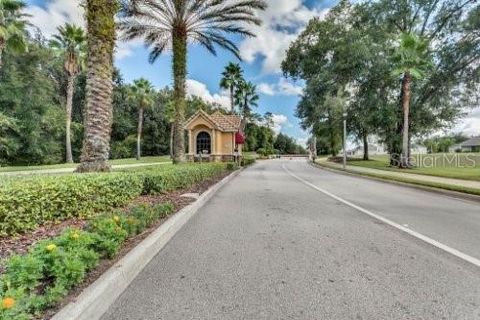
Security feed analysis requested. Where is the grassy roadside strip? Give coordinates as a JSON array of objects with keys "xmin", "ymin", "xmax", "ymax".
[
  {"xmin": 313, "ymin": 161, "xmax": 480, "ymax": 197},
  {"xmin": 0, "ymin": 156, "xmax": 171, "ymax": 173}
]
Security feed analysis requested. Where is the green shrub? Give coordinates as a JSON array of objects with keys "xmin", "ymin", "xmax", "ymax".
[
  {"xmin": 241, "ymin": 158, "xmax": 256, "ymax": 167},
  {"xmin": 0, "ymin": 173, "xmax": 144, "ymax": 236},
  {"xmin": 0, "ymin": 163, "xmax": 227, "ymax": 236},
  {"xmin": 0, "ymin": 203, "xmax": 175, "ymax": 319},
  {"xmin": 226, "ymin": 162, "xmax": 239, "ymax": 171},
  {"xmin": 138, "ymin": 164, "xmax": 227, "ymax": 194}
]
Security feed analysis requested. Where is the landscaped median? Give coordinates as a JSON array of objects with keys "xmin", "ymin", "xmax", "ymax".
[
  {"xmin": 314, "ymin": 159, "xmax": 480, "ymax": 197},
  {"xmin": 0, "ymin": 163, "xmax": 228, "ymax": 236},
  {"xmin": 0, "ymin": 162, "xmax": 237, "ymax": 319}
]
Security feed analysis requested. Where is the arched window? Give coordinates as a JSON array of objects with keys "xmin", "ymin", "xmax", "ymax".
[{"xmin": 196, "ymin": 132, "xmax": 211, "ymax": 154}]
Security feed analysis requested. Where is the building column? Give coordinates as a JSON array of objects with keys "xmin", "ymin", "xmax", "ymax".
[
  {"xmin": 188, "ymin": 130, "xmax": 193, "ymax": 154},
  {"xmin": 232, "ymin": 133, "xmax": 235, "ymax": 154},
  {"xmin": 211, "ymin": 129, "xmax": 216, "ymax": 161}
]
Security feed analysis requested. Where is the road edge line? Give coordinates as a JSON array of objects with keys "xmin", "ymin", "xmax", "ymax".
[
  {"xmin": 51, "ymin": 168, "xmax": 243, "ymax": 320},
  {"xmin": 283, "ymin": 163, "xmax": 480, "ymax": 268}
]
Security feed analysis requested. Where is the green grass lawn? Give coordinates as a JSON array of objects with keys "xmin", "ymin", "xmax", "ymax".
[
  {"xmin": 347, "ymin": 153, "xmax": 480, "ymax": 181},
  {"xmin": 0, "ymin": 156, "xmax": 171, "ymax": 173}
]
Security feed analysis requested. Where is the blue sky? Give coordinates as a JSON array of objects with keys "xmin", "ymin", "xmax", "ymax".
[{"xmin": 24, "ymin": 0, "xmax": 342, "ymax": 145}]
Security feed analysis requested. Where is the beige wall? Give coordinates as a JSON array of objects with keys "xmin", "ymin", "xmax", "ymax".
[{"xmin": 217, "ymin": 132, "xmax": 234, "ymax": 154}]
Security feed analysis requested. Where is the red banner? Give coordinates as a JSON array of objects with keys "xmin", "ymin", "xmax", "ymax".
[{"xmin": 235, "ymin": 132, "xmax": 245, "ymax": 145}]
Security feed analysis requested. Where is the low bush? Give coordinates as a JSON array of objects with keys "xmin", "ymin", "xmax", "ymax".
[
  {"xmin": 241, "ymin": 158, "xmax": 256, "ymax": 167},
  {"xmin": 138, "ymin": 163, "xmax": 227, "ymax": 195},
  {"xmin": 0, "ymin": 174, "xmax": 144, "ymax": 236},
  {"xmin": 226, "ymin": 162, "xmax": 239, "ymax": 171},
  {"xmin": 0, "ymin": 203, "xmax": 174, "ymax": 319},
  {"xmin": 0, "ymin": 163, "xmax": 228, "ymax": 236}
]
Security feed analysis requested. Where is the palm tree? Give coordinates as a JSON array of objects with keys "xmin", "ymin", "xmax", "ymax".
[
  {"xmin": 126, "ymin": 78, "xmax": 155, "ymax": 160},
  {"xmin": 76, "ymin": 0, "xmax": 118, "ymax": 173},
  {"xmin": 235, "ymin": 80, "xmax": 259, "ymax": 122},
  {"xmin": 220, "ymin": 62, "xmax": 243, "ymax": 113},
  {"xmin": 50, "ymin": 23, "xmax": 86, "ymax": 163},
  {"xmin": 392, "ymin": 32, "xmax": 430, "ymax": 168},
  {"xmin": 119, "ymin": 0, "xmax": 267, "ymax": 163},
  {"xmin": 0, "ymin": 0, "xmax": 28, "ymax": 66}
]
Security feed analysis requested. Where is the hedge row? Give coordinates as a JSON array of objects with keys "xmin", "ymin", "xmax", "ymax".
[
  {"xmin": 0, "ymin": 163, "xmax": 229, "ymax": 236},
  {"xmin": 0, "ymin": 203, "xmax": 174, "ymax": 320}
]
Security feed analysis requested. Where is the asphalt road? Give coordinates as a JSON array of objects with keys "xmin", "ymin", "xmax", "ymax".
[{"xmin": 102, "ymin": 159, "xmax": 480, "ymax": 320}]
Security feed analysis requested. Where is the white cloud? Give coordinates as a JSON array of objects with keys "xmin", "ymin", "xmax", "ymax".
[
  {"xmin": 240, "ymin": 0, "xmax": 327, "ymax": 73},
  {"xmin": 25, "ymin": 0, "xmax": 84, "ymax": 37},
  {"xmin": 25, "ymin": 0, "xmax": 136, "ymax": 59},
  {"xmin": 258, "ymin": 83, "xmax": 275, "ymax": 95},
  {"xmin": 258, "ymin": 78, "xmax": 303, "ymax": 96},
  {"xmin": 186, "ymin": 79, "xmax": 231, "ymax": 110},
  {"xmin": 277, "ymin": 78, "xmax": 303, "ymax": 96},
  {"xmin": 454, "ymin": 108, "xmax": 480, "ymax": 136},
  {"xmin": 271, "ymin": 114, "xmax": 289, "ymax": 134}
]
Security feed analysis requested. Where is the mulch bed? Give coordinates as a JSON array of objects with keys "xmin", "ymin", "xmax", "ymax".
[{"xmin": 0, "ymin": 171, "xmax": 231, "ymax": 309}]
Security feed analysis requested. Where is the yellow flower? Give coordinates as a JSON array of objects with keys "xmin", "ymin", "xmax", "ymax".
[
  {"xmin": 113, "ymin": 216, "xmax": 120, "ymax": 223},
  {"xmin": 71, "ymin": 232, "xmax": 80, "ymax": 240},
  {"xmin": 46, "ymin": 244, "xmax": 57, "ymax": 252},
  {"xmin": 1, "ymin": 297, "xmax": 15, "ymax": 310}
]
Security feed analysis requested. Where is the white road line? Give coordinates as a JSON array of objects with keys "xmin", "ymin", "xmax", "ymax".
[{"xmin": 282, "ymin": 163, "xmax": 480, "ymax": 268}]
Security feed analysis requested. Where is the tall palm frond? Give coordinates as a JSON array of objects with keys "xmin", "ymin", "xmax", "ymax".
[
  {"xmin": 50, "ymin": 23, "xmax": 86, "ymax": 163},
  {"xmin": 392, "ymin": 32, "xmax": 431, "ymax": 168},
  {"xmin": 0, "ymin": 0, "xmax": 29, "ymax": 66},
  {"xmin": 119, "ymin": 0, "xmax": 267, "ymax": 62},
  {"xmin": 235, "ymin": 80, "xmax": 258, "ymax": 121},
  {"xmin": 49, "ymin": 23, "xmax": 87, "ymax": 76},
  {"xmin": 220, "ymin": 62, "xmax": 244, "ymax": 113},
  {"xmin": 127, "ymin": 78, "xmax": 156, "ymax": 160},
  {"xmin": 127, "ymin": 78, "xmax": 155, "ymax": 110}
]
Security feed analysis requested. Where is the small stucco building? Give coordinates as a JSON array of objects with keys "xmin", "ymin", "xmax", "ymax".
[{"xmin": 184, "ymin": 110, "xmax": 244, "ymax": 162}]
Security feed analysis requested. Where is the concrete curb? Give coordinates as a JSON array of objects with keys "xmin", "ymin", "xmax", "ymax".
[
  {"xmin": 52, "ymin": 169, "xmax": 243, "ymax": 320},
  {"xmin": 310, "ymin": 161, "xmax": 480, "ymax": 204}
]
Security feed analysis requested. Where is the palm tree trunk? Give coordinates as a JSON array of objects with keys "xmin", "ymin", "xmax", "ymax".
[
  {"xmin": 230, "ymin": 86, "xmax": 234, "ymax": 113},
  {"xmin": 137, "ymin": 106, "xmax": 144, "ymax": 161},
  {"xmin": 169, "ymin": 123, "xmax": 174, "ymax": 160},
  {"xmin": 363, "ymin": 131, "xmax": 369, "ymax": 161},
  {"xmin": 76, "ymin": 0, "xmax": 117, "ymax": 173},
  {"xmin": 401, "ymin": 72, "xmax": 412, "ymax": 168},
  {"xmin": 65, "ymin": 74, "xmax": 75, "ymax": 163},
  {"xmin": 0, "ymin": 41, "xmax": 4, "ymax": 68},
  {"xmin": 172, "ymin": 30, "xmax": 187, "ymax": 164}
]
